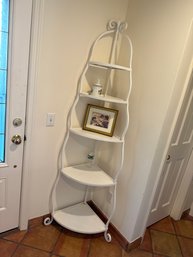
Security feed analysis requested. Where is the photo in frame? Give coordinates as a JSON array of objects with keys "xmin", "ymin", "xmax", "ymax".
[{"xmin": 83, "ymin": 104, "xmax": 118, "ymax": 137}]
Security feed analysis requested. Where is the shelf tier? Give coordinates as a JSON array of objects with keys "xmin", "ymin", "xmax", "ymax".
[
  {"xmin": 70, "ymin": 128, "xmax": 123, "ymax": 143},
  {"xmin": 62, "ymin": 163, "xmax": 114, "ymax": 187},
  {"xmin": 89, "ymin": 61, "xmax": 131, "ymax": 71},
  {"xmin": 80, "ymin": 92, "xmax": 127, "ymax": 104},
  {"xmin": 53, "ymin": 202, "xmax": 106, "ymax": 234}
]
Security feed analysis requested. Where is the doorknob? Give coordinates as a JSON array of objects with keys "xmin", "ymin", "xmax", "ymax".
[{"xmin": 11, "ymin": 135, "xmax": 22, "ymax": 145}]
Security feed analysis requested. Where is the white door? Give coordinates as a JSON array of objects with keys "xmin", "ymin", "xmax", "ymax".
[
  {"xmin": 147, "ymin": 70, "xmax": 193, "ymax": 226},
  {"xmin": 0, "ymin": 0, "xmax": 32, "ymax": 233}
]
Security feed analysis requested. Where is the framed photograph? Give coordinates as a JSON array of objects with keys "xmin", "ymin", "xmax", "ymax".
[{"xmin": 83, "ymin": 104, "xmax": 118, "ymax": 137}]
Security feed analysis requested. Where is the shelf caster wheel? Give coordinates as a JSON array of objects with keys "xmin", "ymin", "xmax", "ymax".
[
  {"xmin": 104, "ymin": 232, "xmax": 112, "ymax": 242},
  {"xmin": 43, "ymin": 217, "xmax": 53, "ymax": 226}
]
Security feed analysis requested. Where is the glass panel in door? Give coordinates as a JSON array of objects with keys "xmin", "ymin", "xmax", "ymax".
[{"xmin": 0, "ymin": 0, "xmax": 9, "ymax": 162}]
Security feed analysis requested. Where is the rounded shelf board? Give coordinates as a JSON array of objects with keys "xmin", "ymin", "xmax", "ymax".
[
  {"xmin": 61, "ymin": 163, "xmax": 115, "ymax": 187},
  {"xmin": 53, "ymin": 202, "xmax": 106, "ymax": 234},
  {"xmin": 89, "ymin": 61, "xmax": 131, "ymax": 72},
  {"xmin": 80, "ymin": 92, "xmax": 127, "ymax": 104},
  {"xmin": 70, "ymin": 128, "xmax": 123, "ymax": 143}
]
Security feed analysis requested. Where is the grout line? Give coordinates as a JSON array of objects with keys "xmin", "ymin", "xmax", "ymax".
[
  {"xmin": 10, "ymin": 242, "xmax": 20, "ymax": 257},
  {"xmin": 150, "ymin": 228, "xmax": 176, "ymax": 236},
  {"xmin": 50, "ymin": 225, "xmax": 63, "ymax": 255},
  {"xmin": 171, "ymin": 217, "xmax": 184, "ymax": 257},
  {"xmin": 175, "ymin": 236, "xmax": 184, "ymax": 257}
]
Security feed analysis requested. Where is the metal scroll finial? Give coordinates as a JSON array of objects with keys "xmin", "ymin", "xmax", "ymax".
[{"xmin": 107, "ymin": 20, "xmax": 128, "ymax": 32}]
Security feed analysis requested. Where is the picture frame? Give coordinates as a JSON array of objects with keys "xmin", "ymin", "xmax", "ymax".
[{"xmin": 83, "ymin": 104, "xmax": 118, "ymax": 137}]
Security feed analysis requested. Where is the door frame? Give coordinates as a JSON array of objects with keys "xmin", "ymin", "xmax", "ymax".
[
  {"xmin": 170, "ymin": 64, "xmax": 193, "ymax": 220},
  {"xmin": 19, "ymin": 0, "xmax": 45, "ymax": 230},
  {"xmin": 0, "ymin": 0, "xmax": 34, "ymax": 233}
]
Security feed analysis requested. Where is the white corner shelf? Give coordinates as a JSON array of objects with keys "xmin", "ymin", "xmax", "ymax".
[
  {"xmin": 45, "ymin": 20, "xmax": 132, "ymax": 243},
  {"xmin": 79, "ymin": 92, "xmax": 127, "ymax": 104},
  {"xmin": 61, "ymin": 163, "xmax": 115, "ymax": 187},
  {"xmin": 89, "ymin": 61, "xmax": 131, "ymax": 72},
  {"xmin": 70, "ymin": 128, "xmax": 123, "ymax": 143},
  {"xmin": 53, "ymin": 202, "xmax": 106, "ymax": 234}
]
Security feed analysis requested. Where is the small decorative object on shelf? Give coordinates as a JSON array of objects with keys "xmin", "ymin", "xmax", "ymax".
[
  {"xmin": 83, "ymin": 104, "xmax": 118, "ymax": 137},
  {"xmin": 90, "ymin": 79, "xmax": 103, "ymax": 96},
  {"xmin": 87, "ymin": 152, "xmax": 94, "ymax": 160},
  {"xmin": 44, "ymin": 19, "xmax": 133, "ymax": 243}
]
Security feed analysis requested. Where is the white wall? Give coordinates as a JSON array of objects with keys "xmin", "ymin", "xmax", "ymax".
[
  {"xmin": 117, "ymin": 0, "xmax": 193, "ymax": 242},
  {"xmin": 26, "ymin": 0, "xmax": 193, "ymax": 244},
  {"xmin": 27, "ymin": 0, "xmax": 129, "ymax": 219}
]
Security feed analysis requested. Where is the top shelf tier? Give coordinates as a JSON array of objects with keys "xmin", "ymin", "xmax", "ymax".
[{"xmin": 89, "ymin": 61, "xmax": 131, "ymax": 71}]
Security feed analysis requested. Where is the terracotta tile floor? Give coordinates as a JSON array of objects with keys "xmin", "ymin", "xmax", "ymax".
[{"xmin": 0, "ymin": 213, "xmax": 193, "ymax": 257}]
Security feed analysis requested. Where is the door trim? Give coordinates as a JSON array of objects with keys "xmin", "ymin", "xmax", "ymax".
[
  {"xmin": 139, "ymin": 18, "xmax": 193, "ymax": 233},
  {"xmin": 19, "ymin": 0, "xmax": 45, "ymax": 230},
  {"xmin": 145, "ymin": 21, "xmax": 193, "ymax": 227}
]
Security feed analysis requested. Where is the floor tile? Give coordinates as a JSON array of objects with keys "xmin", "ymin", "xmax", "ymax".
[
  {"xmin": 139, "ymin": 229, "xmax": 152, "ymax": 252},
  {"xmin": 3, "ymin": 230, "xmax": 27, "ymax": 243},
  {"xmin": 12, "ymin": 245, "xmax": 50, "ymax": 257},
  {"xmin": 123, "ymin": 249, "xmax": 152, "ymax": 257},
  {"xmin": 173, "ymin": 219, "xmax": 193, "ymax": 239},
  {"xmin": 0, "ymin": 239, "xmax": 17, "ymax": 257},
  {"xmin": 150, "ymin": 230, "xmax": 182, "ymax": 257},
  {"xmin": 1, "ymin": 214, "xmax": 193, "ymax": 257},
  {"xmin": 178, "ymin": 236, "xmax": 193, "ymax": 257},
  {"xmin": 149, "ymin": 217, "xmax": 175, "ymax": 234},
  {"xmin": 53, "ymin": 232, "xmax": 90, "ymax": 257},
  {"xmin": 88, "ymin": 236, "xmax": 123, "ymax": 257},
  {"xmin": 21, "ymin": 224, "xmax": 60, "ymax": 252}
]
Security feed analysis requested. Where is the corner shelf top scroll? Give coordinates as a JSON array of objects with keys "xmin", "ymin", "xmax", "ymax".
[{"xmin": 107, "ymin": 20, "xmax": 128, "ymax": 32}]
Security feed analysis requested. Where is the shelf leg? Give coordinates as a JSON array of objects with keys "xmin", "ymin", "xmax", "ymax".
[
  {"xmin": 43, "ymin": 216, "xmax": 53, "ymax": 226},
  {"xmin": 104, "ymin": 231, "xmax": 112, "ymax": 242},
  {"xmin": 84, "ymin": 186, "xmax": 89, "ymax": 204},
  {"xmin": 104, "ymin": 184, "xmax": 117, "ymax": 242}
]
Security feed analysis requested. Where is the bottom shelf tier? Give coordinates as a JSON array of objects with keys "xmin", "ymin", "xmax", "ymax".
[{"xmin": 53, "ymin": 202, "xmax": 106, "ymax": 234}]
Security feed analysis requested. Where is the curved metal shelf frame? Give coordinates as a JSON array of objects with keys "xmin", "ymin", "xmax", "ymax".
[{"xmin": 45, "ymin": 20, "xmax": 133, "ymax": 242}]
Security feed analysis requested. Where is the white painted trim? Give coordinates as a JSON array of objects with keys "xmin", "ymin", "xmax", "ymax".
[
  {"xmin": 19, "ymin": 0, "xmax": 45, "ymax": 230},
  {"xmin": 170, "ymin": 146, "xmax": 193, "ymax": 220}
]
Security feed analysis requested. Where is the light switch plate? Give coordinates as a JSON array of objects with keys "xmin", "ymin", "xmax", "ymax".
[{"xmin": 46, "ymin": 113, "xmax": 55, "ymax": 126}]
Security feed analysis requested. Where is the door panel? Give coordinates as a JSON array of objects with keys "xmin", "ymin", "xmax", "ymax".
[
  {"xmin": 0, "ymin": 178, "xmax": 6, "ymax": 208},
  {"xmin": 0, "ymin": 0, "xmax": 32, "ymax": 233},
  {"xmin": 148, "ymin": 71, "xmax": 193, "ymax": 226}
]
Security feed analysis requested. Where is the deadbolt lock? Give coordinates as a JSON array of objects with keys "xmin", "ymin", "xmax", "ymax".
[
  {"xmin": 13, "ymin": 118, "xmax": 22, "ymax": 127},
  {"xmin": 11, "ymin": 135, "xmax": 22, "ymax": 145}
]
